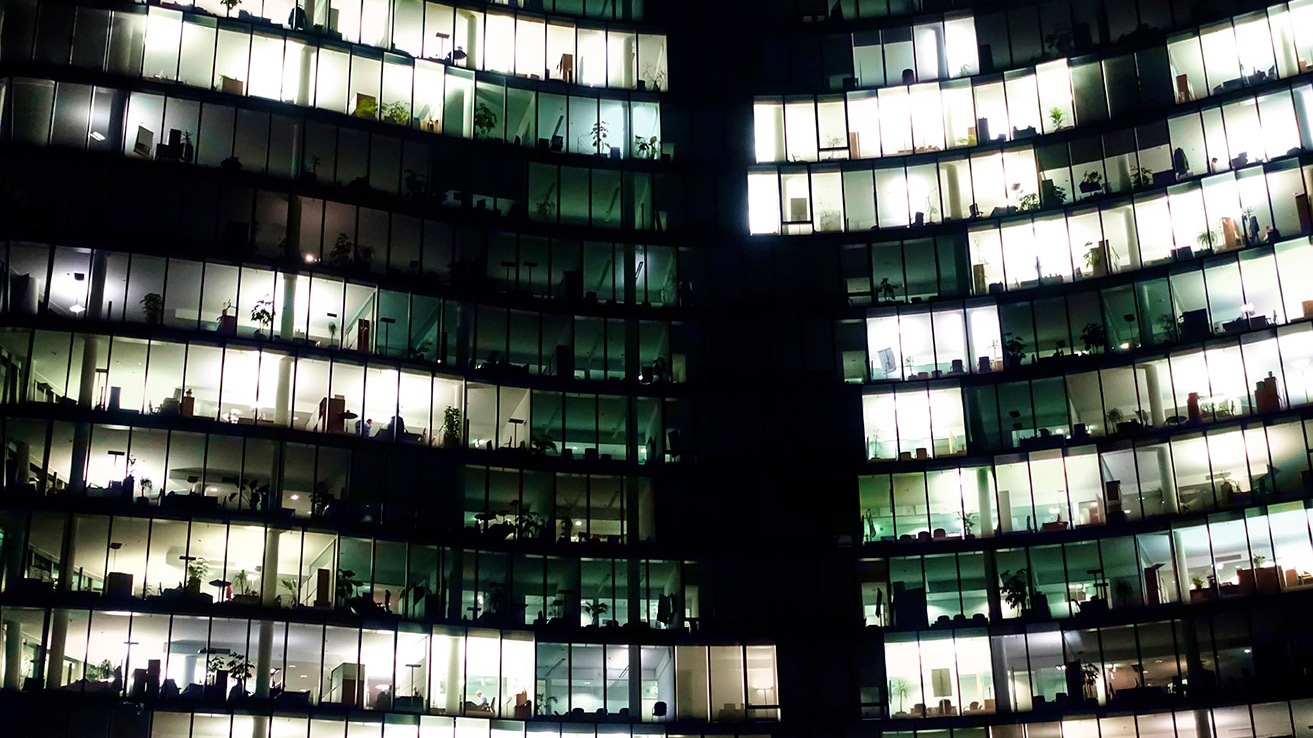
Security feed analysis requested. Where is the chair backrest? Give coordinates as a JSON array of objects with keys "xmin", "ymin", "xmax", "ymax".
[{"xmin": 653, "ymin": 701, "xmax": 668, "ymax": 717}]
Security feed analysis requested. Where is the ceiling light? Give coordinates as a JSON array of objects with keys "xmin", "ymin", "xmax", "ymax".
[
  {"xmin": 290, "ymin": 494, "xmax": 300, "ymax": 501},
  {"xmin": 304, "ymin": 253, "xmax": 317, "ymax": 263},
  {"xmin": 89, "ymin": 131, "xmax": 105, "ymax": 142},
  {"xmin": 69, "ymin": 304, "xmax": 85, "ymax": 315}
]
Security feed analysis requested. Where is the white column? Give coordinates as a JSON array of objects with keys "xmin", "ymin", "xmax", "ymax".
[
  {"xmin": 3, "ymin": 619, "xmax": 21, "ymax": 689},
  {"xmin": 45, "ymin": 610, "xmax": 69, "ymax": 689},
  {"xmin": 945, "ymin": 166, "xmax": 964, "ymax": 220},
  {"xmin": 445, "ymin": 637, "xmax": 463, "ymax": 714},
  {"xmin": 976, "ymin": 468, "xmax": 995, "ymax": 538},
  {"xmin": 1170, "ymin": 530, "xmax": 1191, "ymax": 604},
  {"xmin": 1158, "ymin": 447, "xmax": 1180, "ymax": 516},
  {"xmin": 1143, "ymin": 364, "xmax": 1165, "ymax": 427},
  {"xmin": 1122, "ymin": 206, "xmax": 1141, "ymax": 270}
]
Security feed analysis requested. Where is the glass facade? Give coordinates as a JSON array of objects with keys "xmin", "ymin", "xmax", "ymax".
[{"xmin": 5, "ymin": 0, "xmax": 1313, "ymax": 736}]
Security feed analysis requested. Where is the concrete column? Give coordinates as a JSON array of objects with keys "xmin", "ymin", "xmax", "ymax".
[
  {"xmin": 275, "ymin": 358, "xmax": 294, "ymax": 427},
  {"xmin": 945, "ymin": 166, "xmax": 964, "ymax": 220},
  {"xmin": 44, "ymin": 515, "xmax": 81, "ymax": 689},
  {"xmin": 1, "ymin": 514, "xmax": 24, "ymax": 591},
  {"xmin": 1158, "ymin": 447, "xmax": 1180, "ymax": 516},
  {"xmin": 444, "ymin": 635, "xmax": 462, "ymax": 714},
  {"xmin": 253, "ymin": 526, "xmax": 282, "ymax": 696},
  {"xmin": 87, "ymin": 251, "xmax": 107, "ymax": 321},
  {"xmin": 628, "ymin": 644, "xmax": 643, "ymax": 717},
  {"xmin": 989, "ymin": 634, "xmax": 1013, "ymax": 714},
  {"xmin": 1170, "ymin": 530, "xmax": 1191, "ymax": 604},
  {"xmin": 1122, "ymin": 210, "xmax": 1141, "ymax": 270},
  {"xmin": 984, "ymin": 551, "xmax": 1002, "ymax": 622},
  {"xmin": 68, "ymin": 336, "xmax": 100, "ymax": 491},
  {"xmin": 932, "ymin": 25, "xmax": 948, "ymax": 79},
  {"xmin": 1143, "ymin": 364, "xmax": 1165, "ymax": 427},
  {"xmin": 8, "ymin": 440, "xmax": 30, "ymax": 490},
  {"xmin": 273, "ymin": 273, "xmax": 298, "ymax": 427},
  {"xmin": 45, "ymin": 610, "xmax": 68, "ymax": 689},
  {"xmin": 279, "ymin": 274, "xmax": 298, "ymax": 341},
  {"xmin": 1, "ymin": 518, "xmax": 24, "ymax": 688},
  {"xmin": 976, "ymin": 468, "xmax": 994, "ymax": 538},
  {"xmin": 1295, "ymin": 84, "xmax": 1313, "ymax": 149},
  {"xmin": 3, "ymin": 619, "xmax": 21, "ymax": 689}
]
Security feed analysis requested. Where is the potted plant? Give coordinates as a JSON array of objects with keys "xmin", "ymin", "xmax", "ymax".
[
  {"xmin": 302, "ymin": 155, "xmax": 321, "ymax": 183},
  {"xmin": 1249, "ymin": 554, "xmax": 1281, "ymax": 594},
  {"xmin": 887, "ymin": 677, "xmax": 911, "ymax": 714},
  {"xmin": 382, "ymin": 101, "xmax": 411, "ymax": 126},
  {"xmin": 1082, "ymin": 241, "xmax": 1106, "ymax": 276},
  {"xmin": 185, "ymin": 558, "xmax": 209, "ymax": 596},
  {"xmin": 85, "ymin": 659, "xmax": 115, "ymax": 682},
  {"xmin": 327, "ymin": 321, "xmax": 337, "ymax": 347},
  {"xmin": 140, "ymin": 293, "xmax": 164, "ymax": 324},
  {"xmin": 1049, "ymin": 107, "xmax": 1066, "ymax": 129},
  {"xmin": 1157, "ymin": 313, "xmax": 1179, "ymax": 343},
  {"xmin": 219, "ymin": 0, "xmax": 242, "ymax": 14},
  {"xmin": 1018, "ymin": 192, "xmax": 1041, "ymax": 211},
  {"xmin": 1079, "ymin": 171, "xmax": 1103, "ymax": 195},
  {"xmin": 230, "ymin": 570, "xmax": 259, "ymax": 605},
  {"xmin": 634, "ymin": 135, "xmax": 660, "ymax": 160},
  {"xmin": 249, "ymin": 296, "xmax": 274, "ymax": 338},
  {"xmin": 1001, "ymin": 568, "xmax": 1048, "ymax": 617},
  {"xmin": 589, "ymin": 121, "xmax": 609, "ymax": 156},
  {"xmin": 1041, "ymin": 182, "xmax": 1067, "ymax": 209},
  {"xmin": 205, "ymin": 654, "xmax": 230, "ymax": 698},
  {"xmin": 956, "ymin": 511, "xmax": 978, "ymax": 538},
  {"xmin": 999, "ymin": 568, "xmax": 1031, "ymax": 613},
  {"xmin": 1196, "ymin": 229, "xmax": 1218, "ymax": 251},
  {"xmin": 353, "ymin": 97, "xmax": 378, "ymax": 120},
  {"xmin": 1130, "ymin": 166, "xmax": 1154, "ymax": 190},
  {"xmin": 336, "ymin": 568, "xmax": 364, "ymax": 608},
  {"xmin": 473, "ymin": 103, "xmax": 497, "ymax": 140},
  {"xmin": 279, "ymin": 578, "xmax": 300, "ymax": 608},
  {"xmin": 1003, "ymin": 332, "xmax": 1027, "ymax": 369},
  {"xmin": 535, "ymin": 194, "xmax": 557, "ymax": 221},
  {"xmin": 1079, "ymin": 661, "xmax": 1100, "ymax": 701},
  {"xmin": 442, "ymin": 406, "xmax": 462, "ymax": 448},
  {"xmin": 310, "ymin": 482, "xmax": 333, "ymax": 518},
  {"xmin": 1080, "ymin": 322, "xmax": 1107, "ymax": 354},
  {"xmin": 582, "ymin": 598, "xmax": 609, "ymax": 626},
  {"xmin": 217, "ymin": 300, "xmax": 238, "ymax": 335},
  {"xmin": 354, "ymin": 242, "xmax": 374, "ymax": 268},
  {"xmin": 224, "ymin": 654, "xmax": 254, "ymax": 700},
  {"xmin": 331, "ymin": 233, "xmax": 355, "ymax": 267},
  {"xmin": 536, "ymin": 693, "xmax": 561, "ymax": 716},
  {"xmin": 403, "ymin": 169, "xmax": 426, "ymax": 199}
]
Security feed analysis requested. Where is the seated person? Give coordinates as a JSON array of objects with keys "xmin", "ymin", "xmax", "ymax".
[{"xmin": 384, "ymin": 415, "xmax": 407, "ymax": 440}]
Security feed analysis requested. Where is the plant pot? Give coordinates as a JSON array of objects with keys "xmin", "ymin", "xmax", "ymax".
[{"xmin": 217, "ymin": 313, "xmax": 238, "ymax": 335}]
